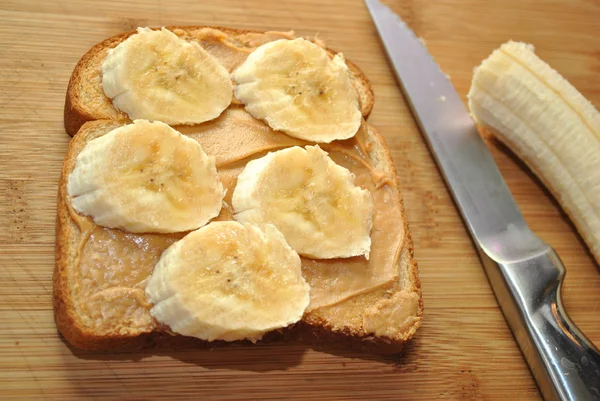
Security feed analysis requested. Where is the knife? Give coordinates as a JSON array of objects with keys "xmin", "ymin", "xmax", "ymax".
[{"xmin": 364, "ymin": 1, "xmax": 600, "ymax": 400}]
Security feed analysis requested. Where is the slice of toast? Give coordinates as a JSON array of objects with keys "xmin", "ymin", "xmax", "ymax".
[
  {"xmin": 56, "ymin": 26, "xmax": 423, "ymax": 354},
  {"xmin": 64, "ymin": 26, "xmax": 374, "ymax": 137}
]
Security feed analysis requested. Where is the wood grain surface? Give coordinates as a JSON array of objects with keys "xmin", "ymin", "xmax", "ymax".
[{"xmin": 1, "ymin": 0, "xmax": 599, "ymax": 399}]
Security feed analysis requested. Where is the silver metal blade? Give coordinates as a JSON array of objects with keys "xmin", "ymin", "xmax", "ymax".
[
  {"xmin": 366, "ymin": 4, "xmax": 600, "ymax": 399},
  {"xmin": 365, "ymin": 0, "xmax": 547, "ymax": 261}
]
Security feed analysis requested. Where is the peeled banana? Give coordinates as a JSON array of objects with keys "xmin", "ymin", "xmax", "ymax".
[
  {"xmin": 232, "ymin": 145, "xmax": 373, "ymax": 259},
  {"xmin": 232, "ymin": 38, "xmax": 362, "ymax": 143},
  {"xmin": 468, "ymin": 41, "xmax": 600, "ymax": 261},
  {"xmin": 67, "ymin": 120, "xmax": 225, "ymax": 233},
  {"xmin": 102, "ymin": 27, "xmax": 232, "ymax": 125},
  {"xmin": 145, "ymin": 221, "xmax": 310, "ymax": 342}
]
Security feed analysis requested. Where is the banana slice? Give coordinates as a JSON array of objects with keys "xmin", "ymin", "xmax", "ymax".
[
  {"xmin": 232, "ymin": 145, "xmax": 373, "ymax": 259},
  {"xmin": 145, "ymin": 221, "xmax": 310, "ymax": 342},
  {"xmin": 468, "ymin": 41, "xmax": 600, "ymax": 262},
  {"xmin": 102, "ymin": 27, "xmax": 232, "ymax": 125},
  {"xmin": 231, "ymin": 38, "xmax": 362, "ymax": 143},
  {"xmin": 67, "ymin": 120, "xmax": 225, "ymax": 233}
]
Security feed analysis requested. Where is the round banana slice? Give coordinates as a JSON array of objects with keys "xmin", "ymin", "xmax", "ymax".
[
  {"xmin": 67, "ymin": 120, "xmax": 225, "ymax": 233},
  {"xmin": 102, "ymin": 27, "xmax": 232, "ymax": 125},
  {"xmin": 232, "ymin": 145, "xmax": 373, "ymax": 259},
  {"xmin": 145, "ymin": 221, "xmax": 310, "ymax": 342},
  {"xmin": 231, "ymin": 38, "xmax": 362, "ymax": 143}
]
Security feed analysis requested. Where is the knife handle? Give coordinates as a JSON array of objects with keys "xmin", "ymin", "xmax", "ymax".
[{"xmin": 482, "ymin": 247, "xmax": 600, "ymax": 401}]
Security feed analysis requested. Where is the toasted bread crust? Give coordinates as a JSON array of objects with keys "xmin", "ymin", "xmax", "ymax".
[
  {"xmin": 64, "ymin": 26, "xmax": 374, "ymax": 137},
  {"xmin": 55, "ymin": 119, "xmax": 422, "ymax": 354},
  {"xmin": 58, "ymin": 27, "xmax": 421, "ymax": 354}
]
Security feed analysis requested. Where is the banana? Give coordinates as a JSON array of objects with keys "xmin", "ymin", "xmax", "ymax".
[
  {"xmin": 145, "ymin": 221, "xmax": 310, "ymax": 342},
  {"xmin": 232, "ymin": 145, "xmax": 373, "ymax": 259},
  {"xmin": 468, "ymin": 41, "xmax": 600, "ymax": 261},
  {"xmin": 67, "ymin": 120, "xmax": 225, "ymax": 233},
  {"xmin": 231, "ymin": 38, "xmax": 362, "ymax": 143},
  {"xmin": 102, "ymin": 27, "xmax": 232, "ymax": 125}
]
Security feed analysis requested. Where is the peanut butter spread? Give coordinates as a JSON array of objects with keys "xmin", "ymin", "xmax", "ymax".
[{"xmin": 66, "ymin": 29, "xmax": 412, "ymax": 336}]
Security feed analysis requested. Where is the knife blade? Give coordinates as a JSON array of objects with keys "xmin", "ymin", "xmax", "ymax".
[{"xmin": 364, "ymin": 1, "xmax": 600, "ymax": 400}]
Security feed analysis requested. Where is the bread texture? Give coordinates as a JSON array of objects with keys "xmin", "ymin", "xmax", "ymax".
[
  {"xmin": 64, "ymin": 26, "xmax": 374, "ymax": 137},
  {"xmin": 57, "ymin": 26, "xmax": 422, "ymax": 354}
]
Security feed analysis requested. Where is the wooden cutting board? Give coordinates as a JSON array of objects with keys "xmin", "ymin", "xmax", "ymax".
[{"xmin": 1, "ymin": 0, "xmax": 599, "ymax": 399}]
